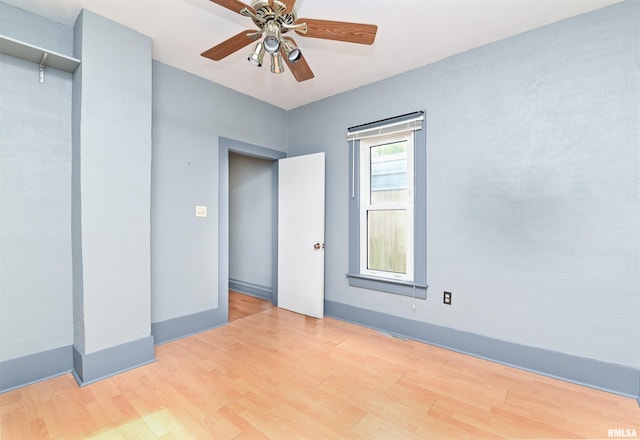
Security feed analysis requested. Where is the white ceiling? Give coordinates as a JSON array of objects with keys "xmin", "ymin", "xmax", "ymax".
[{"xmin": 4, "ymin": 0, "xmax": 622, "ymax": 110}]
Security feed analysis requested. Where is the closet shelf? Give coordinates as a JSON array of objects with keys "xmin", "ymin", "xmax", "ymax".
[{"xmin": 0, "ymin": 34, "xmax": 80, "ymax": 82}]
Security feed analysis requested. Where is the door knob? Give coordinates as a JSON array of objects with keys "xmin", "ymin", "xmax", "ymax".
[{"xmin": 313, "ymin": 243, "xmax": 324, "ymax": 250}]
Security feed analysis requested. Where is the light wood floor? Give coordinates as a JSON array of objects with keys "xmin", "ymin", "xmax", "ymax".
[
  {"xmin": 1, "ymin": 306, "xmax": 639, "ymax": 439},
  {"xmin": 228, "ymin": 291, "xmax": 273, "ymax": 322}
]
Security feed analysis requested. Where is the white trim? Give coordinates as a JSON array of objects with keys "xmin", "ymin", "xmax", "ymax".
[{"xmin": 359, "ymin": 131, "xmax": 414, "ymax": 281}]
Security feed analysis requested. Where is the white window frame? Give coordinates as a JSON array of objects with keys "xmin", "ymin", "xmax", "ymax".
[
  {"xmin": 359, "ymin": 131, "xmax": 414, "ymax": 281},
  {"xmin": 346, "ymin": 111, "xmax": 427, "ymax": 299}
]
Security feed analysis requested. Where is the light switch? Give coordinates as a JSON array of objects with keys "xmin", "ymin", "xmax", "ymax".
[{"xmin": 195, "ymin": 205, "xmax": 207, "ymax": 218}]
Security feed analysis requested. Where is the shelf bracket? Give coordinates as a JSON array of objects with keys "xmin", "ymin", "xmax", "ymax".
[{"xmin": 39, "ymin": 52, "xmax": 48, "ymax": 84}]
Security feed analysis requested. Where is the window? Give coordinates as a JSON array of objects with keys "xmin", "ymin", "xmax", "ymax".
[
  {"xmin": 360, "ymin": 132, "xmax": 414, "ymax": 280},
  {"xmin": 347, "ymin": 112, "xmax": 427, "ymax": 298}
]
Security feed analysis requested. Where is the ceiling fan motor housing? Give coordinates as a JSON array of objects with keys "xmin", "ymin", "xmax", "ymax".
[{"xmin": 250, "ymin": 0, "xmax": 297, "ymax": 32}]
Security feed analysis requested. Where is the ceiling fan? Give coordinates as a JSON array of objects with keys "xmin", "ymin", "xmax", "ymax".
[{"xmin": 201, "ymin": 0, "xmax": 378, "ymax": 82}]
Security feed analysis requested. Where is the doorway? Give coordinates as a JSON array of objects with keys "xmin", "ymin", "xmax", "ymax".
[
  {"xmin": 219, "ymin": 138, "xmax": 326, "ymax": 322},
  {"xmin": 218, "ymin": 137, "xmax": 286, "ymax": 323},
  {"xmin": 228, "ymin": 151, "xmax": 276, "ymax": 320}
]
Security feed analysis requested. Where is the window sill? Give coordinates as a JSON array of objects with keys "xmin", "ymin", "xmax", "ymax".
[{"xmin": 346, "ymin": 273, "xmax": 427, "ymax": 299}]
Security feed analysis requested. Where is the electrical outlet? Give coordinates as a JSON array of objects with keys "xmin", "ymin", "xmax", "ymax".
[{"xmin": 443, "ymin": 291, "xmax": 452, "ymax": 305}]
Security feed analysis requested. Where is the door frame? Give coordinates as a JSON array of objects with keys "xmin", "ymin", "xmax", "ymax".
[{"xmin": 218, "ymin": 137, "xmax": 287, "ymax": 322}]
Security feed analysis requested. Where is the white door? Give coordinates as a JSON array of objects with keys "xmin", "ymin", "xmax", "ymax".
[{"xmin": 277, "ymin": 152, "xmax": 325, "ymax": 318}]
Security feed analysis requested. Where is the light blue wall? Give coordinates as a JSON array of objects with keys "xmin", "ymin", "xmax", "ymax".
[
  {"xmin": 72, "ymin": 10, "xmax": 153, "ymax": 355},
  {"xmin": 71, "ymin": 6, "xmax": 84, "ymax": 355},
  {"xmin": 288, "ymin": 1, "xmax": 640, "ymax": 369},
  {"xmin": 151, "ymin": 61, "xmax": 287, "ymax": 324},
  {"xmin": 0, "ymin": 2, "xmax": 72, "ymax": 56},
  {"xmin": 0, "ymin": 3, "xmax": 73, "ymax": 363},
  {"xmin": 229, "ymin": 153, "xmax": 274, "ymax": 292}
]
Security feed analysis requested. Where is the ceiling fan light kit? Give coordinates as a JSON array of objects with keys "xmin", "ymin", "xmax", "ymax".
[
  {"xmin": 202, "ymin": 0, "xmax": 378, "ymax": 82},
  {"xmin": 262, "ymin": 19, "xmax": 282, "ymax": 53},
  {"xmin": 248, "ymin": 41, "xmax": 265, "ymax": 66},
  {"xmin": 270, "ymin": 52, "xmax": 285, "ymax": 73},
  {"xmin": 281, "ymin": 38, "xmax": 301, "ymax": 63}
]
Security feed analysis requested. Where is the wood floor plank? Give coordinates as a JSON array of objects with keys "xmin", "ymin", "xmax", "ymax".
[
  {"xmin": 319, "ymin": 373, "xmax": 438, "ymax": 437},
  {"xmin": 229, "ymin": 290, "xmax": 273, "ymax": 322},
  {"xmin": 351, "ymin": 411, "xmax": 424, "ymax": 440},
  {"xmin": 218, "ymin": 401, "xmax": 271, "ymax": 440},
  {"xmin": 1, "ymin": 302, "xmax": 639, "ymax": 439}
]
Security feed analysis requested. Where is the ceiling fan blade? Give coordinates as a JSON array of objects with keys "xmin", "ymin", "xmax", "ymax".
[
  {"xmin": 201, "ymin": 30, "xmax": 257, "ymax": 61},
  {"xmin": 208, "ymin": 0, "xmax": 255, "ymax": 15},
  {"xmin": 295, "ymin": 18, "xmax": 377, "ymax": 45},
  {"xmin": 283, "ymin": 0, "xmax": 297, "ymax": 14},
  {"xmin": 281, "ymin": 37, "xmax": 314, "ymax": 82},
  {"xmin": 285, "ymin": 55, "xmax": 314, "ymax": 82}
]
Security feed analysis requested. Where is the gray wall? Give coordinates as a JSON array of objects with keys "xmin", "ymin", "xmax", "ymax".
[
  {"xmin": 0, "ymin": 3, "xmax": 74, "ymax": 362},
  {"xmin": 229, "ymin": 153, "xmax": 274, "ymax": 293},
  {"xmin": 0, "ymin": 2, "xmax": 72, "ymax": 56},
  {"xmin": 151, "ymin": 61, "xmax": 287, "ymax": 324},
  {"xmin": 72, "ymin": 10, "xmax": 153, "ymax": 355},
  {"xmin": 288, "ymin": 1, "xmax": 640, "ymax": 369}
]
